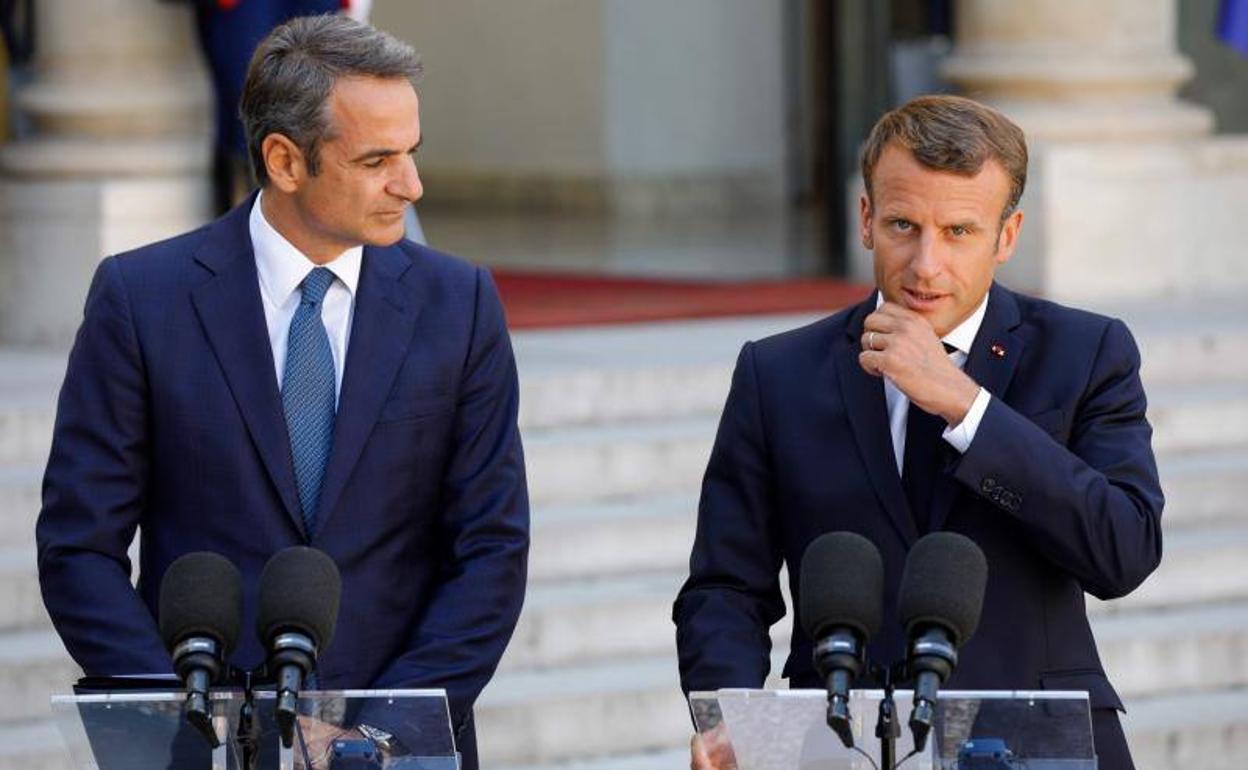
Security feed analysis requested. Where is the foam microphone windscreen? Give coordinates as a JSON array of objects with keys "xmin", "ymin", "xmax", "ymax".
[
  {"xmin": 255, "ymin": 546, "xmax": 342, "ymax": 649},
  {"xmin": 158, "ymin": 551, "xmax": 243, "ymax": 653},
  {"xmin": 799, "ymin": 531, "xmax": 885, "ymax": 641},
  {"xmin": 897, "ymin": 532, "xmax": 989, "ymax": 646}
]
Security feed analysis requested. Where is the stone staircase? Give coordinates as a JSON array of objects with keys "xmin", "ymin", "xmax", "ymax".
[{"xmin": 0, "ymin": 304, "xmax": 1245, "ymax": 769}]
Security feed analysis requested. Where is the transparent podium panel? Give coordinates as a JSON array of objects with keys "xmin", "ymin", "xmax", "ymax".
[
  {"xmin": 51, "ymin": 689, "xmax": 457, "ymax": 770},
  {"xmin": 690, "ymin": 689, "xmax": 1096, "ymax": 770}
]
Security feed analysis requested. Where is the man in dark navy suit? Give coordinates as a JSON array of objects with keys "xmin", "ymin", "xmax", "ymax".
[
  {"xmin": 676, "ymin": 95, "xmax": 1162, "ymax": 770},
  {"xmin": 37, "ymin": 16, "xmax": 527, "ymax": 769}
]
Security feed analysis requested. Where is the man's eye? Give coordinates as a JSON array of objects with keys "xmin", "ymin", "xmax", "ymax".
[
  {"xmin": 891, "ymin": 220, "xmax": 912, "ymax": 232},
  {"xmin": 365, "ymin": 158, "xmax": 385, "ymax": 169},
  {"xmin": 950, "ymin": 225, "xmax": 968, "ymax": 236}
]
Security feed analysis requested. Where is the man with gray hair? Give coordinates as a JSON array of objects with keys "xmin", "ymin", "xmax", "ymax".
[{"xmin": 37, "ymin": 15, "xmax": 528, "ymax": 769}]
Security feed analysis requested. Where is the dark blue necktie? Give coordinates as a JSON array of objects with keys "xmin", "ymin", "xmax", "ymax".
[
  {"xmin": 901, "ymin": 343, "xmax": 958, "ymax": 533},
  {"xmin": 282, "ymin": 267, "xmax": 337, "ymax": 537}
]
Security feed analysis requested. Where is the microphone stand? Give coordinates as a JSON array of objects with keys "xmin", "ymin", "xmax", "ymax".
[
  {"xmin": 236, "ymin": 670, "xmax": 261, "ymax": 770},
  {"xmin": 872, "ymin": 663, "xmax": 903, "ymax": 770}
]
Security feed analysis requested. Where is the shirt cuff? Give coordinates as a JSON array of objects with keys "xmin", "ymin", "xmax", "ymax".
[{"xmin": 942, "ymin": 387, "xmax": 991, "ymax": 454}]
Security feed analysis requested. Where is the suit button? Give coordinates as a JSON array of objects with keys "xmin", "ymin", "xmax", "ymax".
[{"xmin": 980, "ymin": 477, "xmax": 997, "ymax": 493}]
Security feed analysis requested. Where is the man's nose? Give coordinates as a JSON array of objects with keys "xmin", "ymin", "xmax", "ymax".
[
  {"xmin": 389, "ymin": 156, "xmax": 423, "ymax": 203},
  {"xmin": 910, "ymin": 232, "xmax": 945, "ymax": 279}
]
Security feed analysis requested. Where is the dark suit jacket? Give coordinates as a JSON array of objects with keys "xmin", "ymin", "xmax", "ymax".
[
  {"xmin": 674, "ymin": 283, "xmax": 1163, "ymax": 738},
  {"xmin": 36, "ymin": 197, "xmax": 529, "ymax": 764}
]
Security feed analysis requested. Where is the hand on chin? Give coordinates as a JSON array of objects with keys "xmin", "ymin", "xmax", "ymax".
[{"xmin": 859, "ymin": 301, "xmax": 979, "ymax": 425}]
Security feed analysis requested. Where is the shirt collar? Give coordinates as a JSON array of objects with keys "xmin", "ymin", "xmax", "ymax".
[
  {"xmin": 873, "ymin": 289, "xmax": 990, "ymax": 356},
  {"xmin": 250, "ymin": 191, "xmax": 363, "ymax": 306}
]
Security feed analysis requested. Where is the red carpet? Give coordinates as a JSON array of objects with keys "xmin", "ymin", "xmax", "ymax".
[{"xmin": 494, "ymin": 270, "xmax": 872, "ymax": 329}]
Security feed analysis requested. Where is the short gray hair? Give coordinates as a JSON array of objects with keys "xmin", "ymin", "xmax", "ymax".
[{"xmin": 240, "ymin": 14, "xmax": 424, "ymax": 186}]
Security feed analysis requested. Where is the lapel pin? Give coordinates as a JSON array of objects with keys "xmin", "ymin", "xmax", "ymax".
[{"xmin": 990, "ymin": 342, "xmax": 1007, "ymax": 359}]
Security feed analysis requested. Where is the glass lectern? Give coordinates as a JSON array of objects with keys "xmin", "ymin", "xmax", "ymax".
[
  {"xmin": 691, "ymin": 689, "xmax": 1096, "ymax": 770},
  {"xmin": 51, "ymin": 689, "xmax": 458, "ymax": 769}
]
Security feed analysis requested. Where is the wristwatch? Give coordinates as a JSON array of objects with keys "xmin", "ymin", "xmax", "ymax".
[{"xmin": 357, "ymin": 723, "xmax": 400, "ymax": 755}]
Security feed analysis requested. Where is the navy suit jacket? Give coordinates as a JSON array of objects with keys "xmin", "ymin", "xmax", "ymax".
[
  {"xmin": 674, "ymin": 284, "xmax": 1163, "ymax": 714},
  {"xmin": 37, "ymin": 197, "xmax": 529, "ymax": 759}
]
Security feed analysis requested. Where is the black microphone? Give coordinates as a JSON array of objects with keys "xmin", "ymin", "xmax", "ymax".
[
  {"xmin": 255, "ymin": 546, "xmax": 342, "ymax": 748},
  {"xmin": 897, "ymin": 532, "xmax": 988, "ymax": 753},
  {"xmin": 158, "ymin": 551, "xmax": 243, "ymax": 748},
  {"xmin": 799, "ymin": 531, "xmax": 885, "ymax": 749}
]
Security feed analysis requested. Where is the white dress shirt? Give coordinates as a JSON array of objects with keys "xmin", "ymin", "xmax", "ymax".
[
  {"xmin": 881, "ymin": 292, "xmax": 994, "ymax": 474},
  {"xmin": 250, "ymin": 192, "xmax": 362, "ymax": 404}
]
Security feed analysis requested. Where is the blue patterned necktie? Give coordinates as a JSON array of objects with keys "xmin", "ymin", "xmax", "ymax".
[{"xmin": 282, "ymin": 267, "xmax": 337, "ymax": 537}]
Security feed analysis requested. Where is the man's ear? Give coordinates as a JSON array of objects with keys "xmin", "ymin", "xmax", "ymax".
[
  {"xmin": 261, "ymin": 133, "xmax": 306, "ymax": 194},
  {"xmin": 994, "ymin": 208, "xmax": 1024, "ymax": 265},
  {"xmin": 859, "ymin": 194, "xmax": 874, "ymax": 250}
]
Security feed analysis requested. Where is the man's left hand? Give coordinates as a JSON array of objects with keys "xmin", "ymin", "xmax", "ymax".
[
  {"xmin": 294, "ymin": 717, "xmax": 365, "ymax": 769},
  {"xmin": 859, "ymin": 302, "xmax": 980, "ymax": 426}
]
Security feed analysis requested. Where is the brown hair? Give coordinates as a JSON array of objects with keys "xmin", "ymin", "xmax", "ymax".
[{"xmin": 861, "ymin": 95, "xmax": 1028, "ymax": 220}]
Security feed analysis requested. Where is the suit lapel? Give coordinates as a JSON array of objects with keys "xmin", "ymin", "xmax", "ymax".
[
  {"xmin": 190, "ymin": 198, "xmax": 305, "ymax": 534},
  {"xmin": 963, "ymin": 283, "xmax": 1024, "ymax": 403},
  {"xmin": 313, "ymin": 244, "xmax": 419, "ymax": 533},
  {"xmin": 927, "ymin": 283, "xmax": 1024, "ymax": 533},
  {"xmin": 835, "ymin": 293, "xmax": 919, "ymax": 547}
]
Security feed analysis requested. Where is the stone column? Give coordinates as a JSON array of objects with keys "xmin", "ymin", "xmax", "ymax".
[
  {"xmin": 0, "ymin": 0, "xmax": 212, "ymax": 347},
  {"xmin": 850, "ymin": 0, "xmax": 1248, "ymax": 304},
  {"xmin": 941, "ymin": 0, "xmax": 1212, "ymax": 141}
]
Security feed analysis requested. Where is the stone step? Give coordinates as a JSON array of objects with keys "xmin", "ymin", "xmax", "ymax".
[
  {"xmin": 1160, "ymin": 447, "xmax": 1248, "ymax": 530},
  {"xmin": 1098, "ymin": 600, "xmax": 1248, "ymax": 700},
  {"xmin": 0, "ymin": 350, "xmax": 62, "ymax": 469},
  {"xmin": 1120, "ymin": 300, "xmax": 1248, "ymax": 387},
  {"xmin": 6, "ymin": 445, "xmax": 1244, "ymax": 586},
  {"xmin": 0, "ymin": 466, "xmax": 40, "ymax": 549},
  {"xmin": 1, "ymin": 301, "xmax": 1245, "ymax": 444},
  {"xmin": 519, "ymin": 382, "xmax": 1248, "ymax": 508},
  {"xmin": 523, "ymin": 418, "xmax": 715, "ymax": 506},
  {"xmin": 4, "ymin": 305, "xmax": 1245, "ymax": 469},
  {"xmin": 505, "ymin": 528, "xmax": 1248, "ymax": 675},
  {"xmin": 512, "ymin": 305, "xmax": 1248, "ymax": 433},
  {"xmin": 529, "ymin": 493, "xmax": 697, "ymax": 583},
  {"xmin": 475, "ymin": 656, "xmax": 689, "ymax": 767},
  {"xmin": 1122, "ymin": 689, "xmax": 1248, "ymax": 770},
  {"xmin": 6, "ymin": 520, "xmax": 1246, "ymax": 695},
  {"xmin": 0, "ymin": 629, "xmax": 76, "ymax": 724},
  {"xmin": 1, "ymin": 440, "xmax": 1241, "ymax": 573},
  {"xmin": 1147, "ymin": 380, "xmax": 1248, "ymax": 455},
  {"xmin": 0, "ymin": 404, "xmax": 53, "ymax": 470},
  {"xmin": 1091, "ymin": 525, "xmax": 1248, "ymax": 615},
  {"xmin": 3, "ymin": 375, "xmax": 1245, "ymax": 527},
  {"xmin": 0, "ymin": 548, "xmax": 51, "ymax": 632},
  {"xmin": 500, "ymin": 573, "xmax": 685, "ymax": 673},
  {"xmin": 499, "ymin": 747, "xmax": 689, "ymax": 770},
  {"xmin": 522, "ymin": 441, "xmax": 1244, "ymax": 585},
  {"xmin": 512, "ymin": 315, "xmax": 815, "ymax": 432},
  {"xmin": 0, "ymin": 719, "xmax": 68, "ymax": 770}
]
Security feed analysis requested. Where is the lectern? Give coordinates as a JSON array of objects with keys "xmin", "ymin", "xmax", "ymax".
[
  {"xmin": 691, "ymin": 689, "xmax": 1096, "ymax": 769},
  {"xmin": 51, "ymin": 688, "xmax": 458, "ymax": 769}
]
